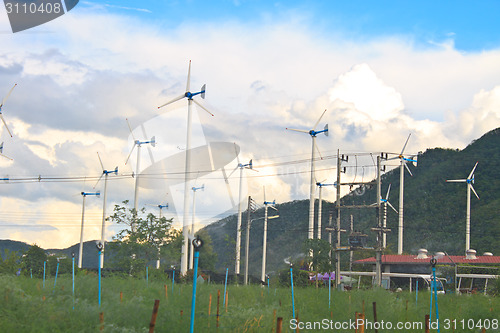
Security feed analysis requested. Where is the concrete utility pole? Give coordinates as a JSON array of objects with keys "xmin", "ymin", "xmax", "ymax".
[
  {"xmin": 335, "ymin": 149, "xmax": 342, "ymax": 288},
  {"xmin": 375, "ymin": 155, "xmax": 382, "ymax": 287},
  {"xmin": 244, "ymin": 196, "xmax": 257, "ymax": 285}
]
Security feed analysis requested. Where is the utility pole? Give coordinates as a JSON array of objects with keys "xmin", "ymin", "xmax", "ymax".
[
  {"xmin": 335, "ymin": 149, "xmax": 342, "ymax": 288},
  {"xmin": 244, "ymin": 196, "xmax": 257, "ymax": 285},
  {"xmin": 375, "ymin": 155, "xmax": 382, "ymax": 287}
]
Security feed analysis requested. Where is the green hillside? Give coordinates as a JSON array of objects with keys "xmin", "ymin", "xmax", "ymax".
[{"xmin": 201, "ymin": 127, "xmax": 500, "ymax": 276}]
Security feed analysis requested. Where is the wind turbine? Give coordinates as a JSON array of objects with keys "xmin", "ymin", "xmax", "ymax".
[
  {"xmin": 287, "ymin": 109, "xmax": 328, "ymax": 241},
  {"xmin": 147, "ymin": 202, "xmax": 168, "ymax": 269},
  {"xmin": 158, "ymin": 61, "xmax": 215, "ymax": 275},
  {"xmin": 125, "ymin": 118, "xmax": 156, "ymax": 231},
  {"xmin": 315, "ymin": 181, "xmax": 335, "ymax": 240},
  {"xmin": 261, "ymin": 187, "xmax": 278, "ymax": 284},
  {"xmin": 78, "ymin": 191, "xmax": 100, "ymax": 268},
  {"xmin": 0, "ymin": 84, "xmax": 16, "ymax": 137},
  {"xmin": 189, "ymin": 184, "xmax": 204, "ymax": 270},
  {"xmin": 228, "ymin": 145, "xmax": 258, "ymax": 275},
  {"xmin": 94, "ymin": 152, "xmax": 118, "ymax": 268},
  {"xmin": 446, "ymin": 162, "xmax": 479, "ymax": 252},
  {"xmin": 389, "ymin": 134, "xmax": 417, "ymax": 254},
  {"xmin": 371, "ymin": 184, "xmax": 398, "ymax": 248}
]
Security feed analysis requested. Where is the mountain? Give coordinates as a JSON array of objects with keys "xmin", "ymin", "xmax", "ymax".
[{"xmin": 201, "ymin": 127, "xmax": 500, "ymax": 274}]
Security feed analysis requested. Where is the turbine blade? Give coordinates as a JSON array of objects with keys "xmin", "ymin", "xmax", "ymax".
[
  {"xmin": 404, "ymin": 161, "xmax": 413, "ymax": 176},
  {"xmin": 97, "ymin": 152, "xmax": 104, "ymax": 171},
  {"xmin": 192, "ymin": 99, "xmax": 214, "ymax": 116},
  {"xmin": 0, "ymin": 114, "xmax": 12, "ymax": 137},
  {"xmin": 125, "ymin": 144, "xmax": 136, "ymax": 165},
  {"xmin": 141, "ymin": 123, "xmax": 155, "ymax": 164},
  {"xmin": 468, "ymin": 161, "xmax": 479, "ymax": 180},
  {"xmin": 227, "ymin": 165, "xmax": 239, "ymax": 179},
  {"xmin": 387, "ymin": 201, "xmax": 398, "ymax": 213},
  {"xmin": 385, "ymin": 184, "xmax": 392, "ymax": 200},
  {"xmin": 93, "ymin": 173, "xmax": 104, "ymax": 189},
  {"xmin": 315, "ymin": 142, "xmax": 323, "ymax": 160},
  {"xmin": 233, "ymin": 142, "xmax": 240, "ymax": 165},
  {"xmin": 286, "ymin": 128, "xmax": 309, "ymax": 134},
  {"xmin": 186, "ymin": 60, "xmax": 191, "ymax": 92},
  {"xmin": 158, "ymin": 93, "xmax": 186, "ymax": 109},
  {"xmin": 126, "ymin": 118, "xmax": 137, "ymax": 142},
  {"xmin": 470, "ymin": 184, "xmax": 480, "ymax": 200},
  {"xmin": 400, "ymin": 133, "xmax": 411, "ymax": 155},
  {"xmin": 313, "ymin": 109, "xmax": 327, "ymax": 131},
  {"xmin": 1, "ymin": 83, "xmax": 17, "ymax": 107},
  {"xmin": 221, "ymin": 167, "xmax": 236, "ymax": 208},
  {"xmin": 446, "ymin": 179, "xmax": 466, "ymax": 183}
]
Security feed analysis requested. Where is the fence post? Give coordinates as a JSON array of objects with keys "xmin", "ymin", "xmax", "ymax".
[{"xmin": 149, "ymin": 299, "xmax": 160, "ymax": 333}]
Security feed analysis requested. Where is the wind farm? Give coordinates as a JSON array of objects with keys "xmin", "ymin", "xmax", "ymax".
[{"xmin": 2, "ymin": 1, "xmax": 500, "ymax": 330}]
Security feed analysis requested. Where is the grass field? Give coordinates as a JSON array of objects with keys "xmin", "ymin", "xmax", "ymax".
[{"xmin": 1, "ymin": 272, "xmax": 499, "ymax": 332}]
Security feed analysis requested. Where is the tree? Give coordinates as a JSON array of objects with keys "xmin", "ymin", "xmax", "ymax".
[
  {"xmin": 107, "ymin": 200, "xmax": 179, "ymax": 275},
  {"xmin": 21, "ymin": 244, "xmax": 47, "ymax": 277},
  {"xmin": 0, "ymin": 249, "xmax": 21, "ymax": 275},
  {"xmin": 303, "ymin": 238, "xmax": 332, "ymax": 273}
]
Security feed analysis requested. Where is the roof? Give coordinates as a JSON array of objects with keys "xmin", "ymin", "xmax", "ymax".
[{"xmin": 355, "ymin": 254, "xmax": 500, "ymax": 265}]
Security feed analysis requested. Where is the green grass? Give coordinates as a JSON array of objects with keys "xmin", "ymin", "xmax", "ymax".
[{"xmin": 1, "ymin": 273, "xmax": 499, "ymax": 332}]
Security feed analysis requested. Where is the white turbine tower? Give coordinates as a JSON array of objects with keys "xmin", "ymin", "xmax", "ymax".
[
  {"xmin": 94, "ymin": 152, "xmax": 118, "ymax": 268},
  {"xmin": 446, "ymin": 162, "xmax": 479, "ymax": 252},
  {"xmin": 315, "ymin": 181, "xmax": 335, "ymax": 240},
  {"xmin": 125, "ymin": 118, "xmax": 156, "ymax": 231},
  {"xmin": 0, "ymin": 83, "xmax": 16, "ymax": 137},
  {"xmin": 228, "ymin": 145, "xmax": 258, "ymax": 275},
  {"xmin": 286, "ymin": 109, "xmax": 328, "ymax": 241},
  {"xmin": 189, "ymin": 184, "xmax": 204, "ymax": 270},
  {"xmin": 389, "ymin": 134, "xmax": 417, "ymax": 254},
  {"xmin": 78, "ymin": 191, "xmax": 100, "ymax": 268},
  {"xmin": 158, "ymin": 61, "xmax": 214, "ymax": 275}
]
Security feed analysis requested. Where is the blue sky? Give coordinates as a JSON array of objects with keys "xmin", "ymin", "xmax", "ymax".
[{"xmin": 1, "ymin": 0, "xmax": 500, "ymax": 249}]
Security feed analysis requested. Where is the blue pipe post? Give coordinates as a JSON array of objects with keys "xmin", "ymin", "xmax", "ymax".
[
  {"xmin": 267, "ymin": 275, "xmax": 270, "ymax": 294},
  {"xmin": 223, "ymin": 268, "xmax": 228, "ymax": 306},
  {"xmin": 172, "ymin": 268, "xmax": 175, "ymax": 293},
  {"xmin": 290, "ymin": 264, "xmax": 295, "ymax": 319},
  {"xmin": 189, "ymin": 236, "xmax": 203, "ymax": 333},
  {"xmin": 30, "ymin": 268, "xmax": 32, "ymax": 279},
  {"xmin": 416, "ymin": 279, "xmax": 419, "ymax": 306},
  {"xmin": 432, "ymin": 260, "xmax": 440, "ymax": 333},
  {"xmin": 53, "ymin": 261, "xmax": 60, "ymax": 293},
  {"xmin": 146, "ymin": 266, "xmax": 149, "ymax": 287},
  {"xmin": 96, "ymin": 241, "xmax": 103, "ymax": 307},
  {"xmin": 43, "ymin": 261, "xmax": 46, "ymax": 289}
]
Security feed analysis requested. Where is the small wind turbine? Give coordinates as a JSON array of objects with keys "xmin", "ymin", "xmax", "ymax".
[
  {"xmin": 125, "ymin": 118, "xmax": 156, "ymax": 231},
  {"xmin": 261, "ymin": 187, "xmax": 278, "ymax": 285},
  {"xmin": 388, "ymin": 134, "xmax": 417, "ymax": 254},
  {"xmin": 94, "ymin": 152, "xmax": 118, "ymax": 268},
  {"xmin": 158, "ymin": 61, "xmax": 215, "ymax": 275},
  {"xmin": 78, "ymin": 191, "xmax": 100, "ymax": 268},
  {"xmin": 446, "ymin": 162, "xmax": 479, "ymax": 252},
  {"xmin": 371, "ymin": 184, "xmax": 398, "ymax": 248},
  {"xmin": 286, "ymin": 109, "xmax": 328, "ymax": 241},
  {"xmin": 0, "ymin": 142, "xmax": 13, "ymax": 160},
  {"xmin": 315, "ymin": 181, "xmax": 335, "ymax": 240},
  {"xmin": 228, "ymin": 144, "xmax": 258, "ymax": 275},
  {"xmin": 189, "ymin": 184, "xmax": 204, "ymax": 270},
  {"xmin": 146, "ymin": 200, "xmax": 168, "ymax": 269},
  {"xmin": 0, "ymin": 84, "xmax": 16, "ymax": 137}
]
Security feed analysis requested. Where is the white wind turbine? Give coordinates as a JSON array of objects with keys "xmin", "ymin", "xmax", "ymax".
[
  {"xmin": 389, "ymin": 134, "xmax": 417, "ymax": 254},
  {"xmin": 371, "ymin": 184, "xmax": 398, "ymax": 248},
  {"xmin": 158, "ymin": 61, "xmax": 215, "ymax": 275},
  {"xmin": 315, "ymin": 180, "xmax": 335, "ymax": 240},
  {"xmin": 189, "ymin": 184, "xmax": 204, "ymax": 270},
  {"xmin": 446, "ymin": 162, "xmax": 479, "ymax": 252},
  {"xmin": 228, "ymin": 144, "xmax": 258, "ymax": 275},
  {"xmin": 125, "ymin": 118, "xmax": 156, "ymax": 231},
  {"xmin": 94, "ymin": 152, "xmax": 118, "ymax": 268},
  {"xmin": 0, "ymin": 83, "xmax": 16, "ymax": 137},
  {"xmin": 78, "ymin": 191, "xmax": 100, "ymax": 268},
  {"xmin": 286, "ymin": 109, "xmax": 328, "ymax": 241}
]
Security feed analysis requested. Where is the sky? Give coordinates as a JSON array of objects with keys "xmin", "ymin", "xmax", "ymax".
[{"xmin": 1, "ymin": 0, "xmax": 500, "ymax": 249}]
